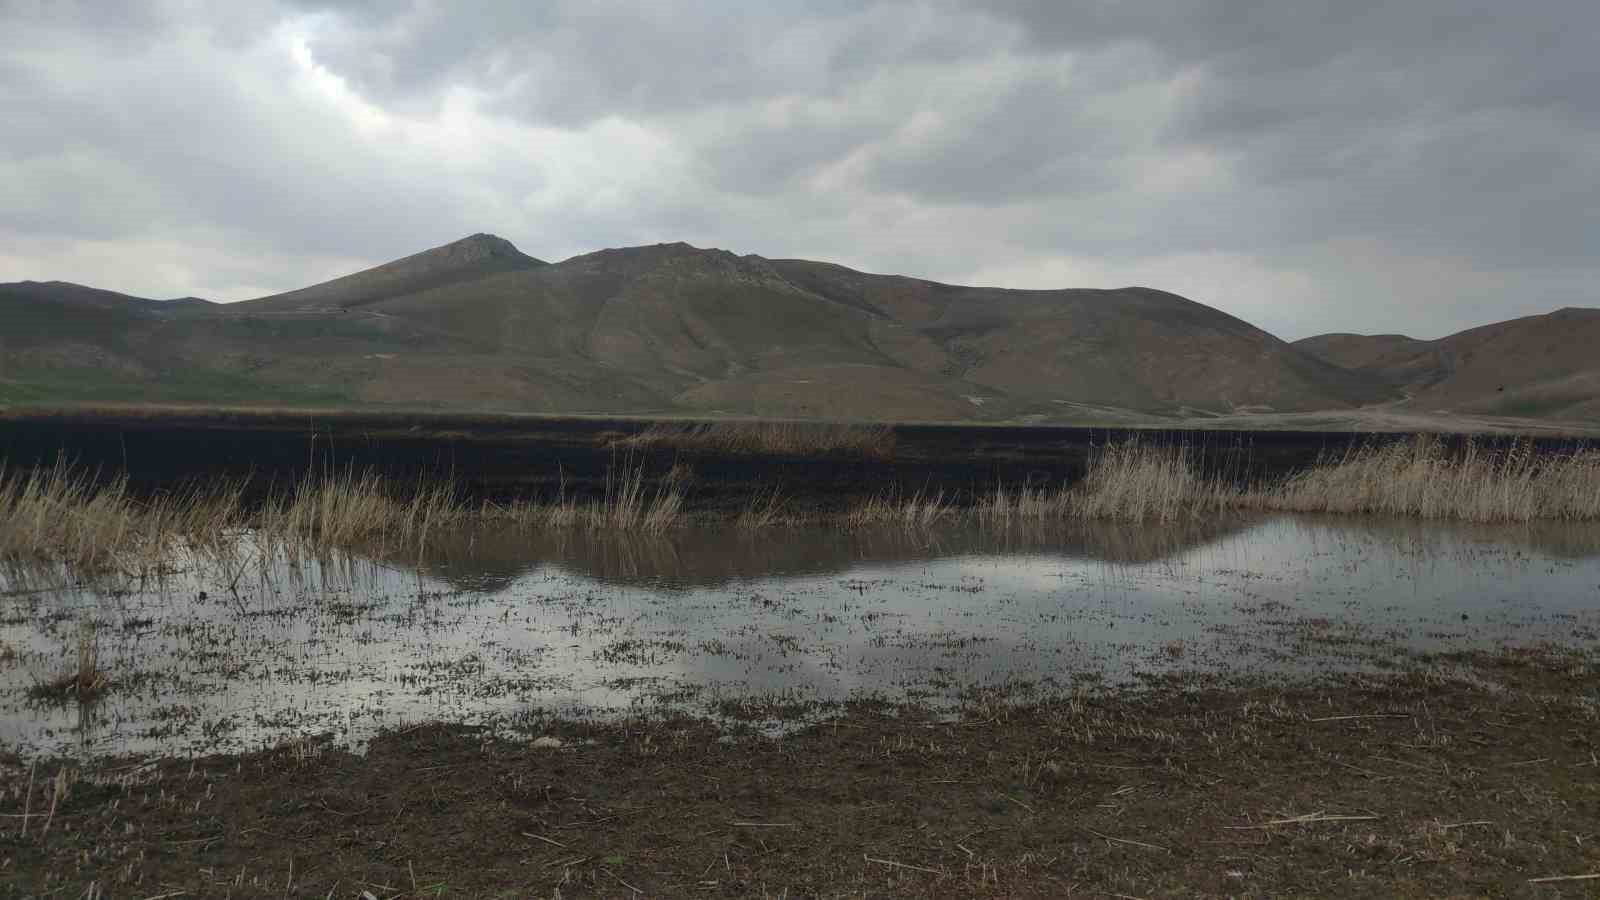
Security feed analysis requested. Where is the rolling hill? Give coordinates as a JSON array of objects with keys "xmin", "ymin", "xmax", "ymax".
[
  {"xmin": 1, "ymin": 230, "xmax": 1552, "ymax": 422},
  {"xmin": 1295, "ymin": 308, "xmax": 1600, "ymax": 420}
]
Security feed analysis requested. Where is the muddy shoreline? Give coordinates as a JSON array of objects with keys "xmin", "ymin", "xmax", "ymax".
[{"xmin": 4, "ymin": 651, "xmax": 1596, "ymax": 898}]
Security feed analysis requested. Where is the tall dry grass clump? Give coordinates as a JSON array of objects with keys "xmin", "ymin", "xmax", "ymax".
[
  {"xmin": 0, "ymin": 461, "xmax": 246, "ymax": 570},
  {"xmin": 0, "ymin": 463, "xmax": 140, "ymax": 570},
  {"xmin": 67, "ymin": 616, "xmax": 106, "ymax": 699},
  {"xmin": 973, "ymin": 482, "xmax": 1072, "ymax": 524},
  {"xmin": 586, "ymin": 460, "xmax": 687, "ymax": 532},
  {"xmin": 844, "ymin": 489, "xmax": 957, "ymax": 529},
  {"xmin": 612, "ymin": 421, "xmax": 896, "ymax": 459},
  {"xmin": 488, "ymin": 461, "xmax": 688, "ymax": 535},
  {"xmin": 736, "ymin": 486, "xmax": 789, "ymax": 531},
  {"xmin": 0, "ymin": 458, "xmax": 693, "ymax": 573},
  {"xmin": 27, "ymin": 617, "xmax": 109, "ymax": 704},
  {"xmin": 257, "ymin": 470, "xmax": 471, "ymax": 553},
  {"xmin": 968, "ymin": 436, "xmax": 1600, "ymax": 525},
  {"xmin": 1248, "ymin": 436, "xmax": 1600, "ymax": 522},
  {"xmin": 962, "ymin": 441, "xmax": 1240, "ymax": 526},
  {"xmin": 864, "ymin": 441, "xmax": 1232, "ymax": 528},
  {"xmin": 1073, "ymin": 441, "xmax": 1239, "ymax": 523}
]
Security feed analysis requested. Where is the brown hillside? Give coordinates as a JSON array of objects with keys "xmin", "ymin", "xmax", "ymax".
[
  {"xmin": 1296, "ymin": 308, "xmax": 1600, "ymax": 419},
  {"xmin": 1292, "ymin": 333, "xmax": 1451, "ymax": 392},
  {"xmin": 0, "ymin": 281, "xmax": 216, "ymax": 313},
  {"xmin": 768, "ymin": 262, "xmax": 1390, "ymax": 414},
  {"xmin": 4, "ymin": 235, "xmax": 1399, "ymax": 418}
]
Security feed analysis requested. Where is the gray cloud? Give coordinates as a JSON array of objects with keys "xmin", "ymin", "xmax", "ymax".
[
  {"xmin": 1, "ymin": 0, "xmax": 1596, "ymax": 339},
  {"xmin": 969, "ymin": 0, "xmax": 1600, "ymax": 268}
]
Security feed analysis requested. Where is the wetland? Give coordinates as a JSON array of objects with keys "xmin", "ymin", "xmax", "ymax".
[{"xmin": 0, "ymin": 411, "xmax": 1597, "ymax": 897}]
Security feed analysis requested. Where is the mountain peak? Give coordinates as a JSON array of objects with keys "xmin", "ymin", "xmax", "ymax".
[
  {"xmin": 426, "ymin": 233, "xmax": 542, "ymax": 267},
  {"xmin": 238, "ymin": 233, "xmax": 545, "ymax": 311},
  {"xmin": 454, "ymin": 233, "xmax": 528, "ymax": 258}
]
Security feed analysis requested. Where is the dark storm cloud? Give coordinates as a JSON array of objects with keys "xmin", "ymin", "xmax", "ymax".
[
  {"xmin": 289, "ymin": 1, "xmax": 1006, "ymax": 125},
  {"xmin": 1, "ymin": 0, "xmax": 1596, "ymax": 337},
  {"xmin": 857, "ymin": 53, "xmax": 1152, "ymax": 204},
  {"xmin": 0, "ymin": 25, "xmax": 489, "ymax": 255},
  {"xmin": 971, "ymin": 0, "xmax": 1600, "ymax": 268}
]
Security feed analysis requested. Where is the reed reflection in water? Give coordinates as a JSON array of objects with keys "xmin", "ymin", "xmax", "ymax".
[{"xmin": 1, "ymin": 515, "xmax": 1598, "ymax": 758}]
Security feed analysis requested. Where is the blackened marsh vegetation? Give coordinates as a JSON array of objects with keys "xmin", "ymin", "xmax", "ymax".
[
  {"xmin": 7, "ymin": 406, "xmax": 1581, "ymax": 505},
  {"xmin": 4, "ymin": 429, "xmax": 1598, "ymax": 572}
]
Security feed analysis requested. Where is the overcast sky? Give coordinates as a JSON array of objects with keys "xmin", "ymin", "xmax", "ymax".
[{"xmin": 2, "ymin": 1, "xmax": 1595, "ymax": 340}]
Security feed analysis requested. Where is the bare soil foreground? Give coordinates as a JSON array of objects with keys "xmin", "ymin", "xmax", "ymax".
[{"xmin": 4, "ymin": 650, "xmax": 1597, "ymax": 898}]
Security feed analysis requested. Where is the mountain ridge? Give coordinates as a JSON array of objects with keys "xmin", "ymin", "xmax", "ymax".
[{"xmin": 2, "ymin": 232, "xmax": 1592, "ymax": 422}]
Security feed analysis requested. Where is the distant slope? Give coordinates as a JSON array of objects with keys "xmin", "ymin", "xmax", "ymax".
[
  {"xmin": 770, "ymin": 260, "xmax": 1389, "ymax": 415},
  {"xmin": 0, "ymin": 281, "xmax": 215, "ymax": 313},
  {"xmin": 1295, "ymin": 308, "xmax": 1600, "ymax": 419},
  {"xmin": 0, "ymin": 279, "xmax": 379, "ymax": 405},
  {"xmin": 1293, "ymin": 333, "xmax": 1430, "ymax": 376},
  {"xmin": 1292, "ymin": 333, "xmax": 1451, "ymax": 392},
  {"xmin": 3, "ymin": 233, "xmax": 1402, "ymax": 419}
]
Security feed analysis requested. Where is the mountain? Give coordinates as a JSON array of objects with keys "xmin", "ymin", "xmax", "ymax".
[
  {"xmin": 245, "ymin": 233, "xmax": 545, "ymax": 312},
  {"xmin": 1295, "ymin": 308, "xmax": 1600, "ymax": 419},
  {"xmin": 4, "ymin": 233, "xmax": 1401, "ymax": 419}
]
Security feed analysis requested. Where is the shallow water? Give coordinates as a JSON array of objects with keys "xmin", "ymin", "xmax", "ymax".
[{"xmin": 2, "ymin": 515, "xmax": 1598, "ymax": 758}]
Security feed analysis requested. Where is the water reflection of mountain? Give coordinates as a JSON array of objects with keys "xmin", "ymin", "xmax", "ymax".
[
  {"xmin": 1260, "ymin": 514, "xmax": 1600, "ymax": 562},
  {"xmin": 7, "ymin": 515, "xmax": 1598, "ymax": 599},
  {"xmin": 1487, "ymin": 522, "xmax": 1600, "ymax": 560},
  {"xmin": 382, "ymin": 519, "xmax": 1255, "ymax": 591}
]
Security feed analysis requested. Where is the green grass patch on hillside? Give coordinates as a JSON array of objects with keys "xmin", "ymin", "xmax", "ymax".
[
  {"xmin": 0, "ymin": 366, "xmax": 352, "ymax": 407},
  {"xmin": 1483, "ymin": 393, "xmax": 1587, "ymax": 419}
]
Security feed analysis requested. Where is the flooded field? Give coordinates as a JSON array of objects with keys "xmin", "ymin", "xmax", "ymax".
[{"xmin": 4, "ymin": 514, "xmax": 1597, "ymax": 759}]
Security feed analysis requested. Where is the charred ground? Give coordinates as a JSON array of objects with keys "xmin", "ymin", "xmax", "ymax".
[{"xmin": 2, "ymin": 408, "xmax": 1588, "ymax": 518}]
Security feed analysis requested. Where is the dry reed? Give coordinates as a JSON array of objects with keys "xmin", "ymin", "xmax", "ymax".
[
  {"xmin": 483, "ymin": 461, "xmax": 688, "ymax": 535},
  {"xmin": 880, "ymin": 441, "xmax": 1234, "ymax": 526},
  {"xmin": 611, "ymin": 421, "xmax": 896, "ymax": 459},
  {"xmin": 861, "ymin": 436, "xmax": 1600, "ymax": 526},
  {"xmin": 585, "ymin": 460, "xmax": 687, "ymax": 532},
  {"xmin": 70, "ymin": 617, "xmax": 106, "ymax": 699},
  {"xmin": 0, "ymin": 460, "xmax": 246, "ymax": 571},
  {"xmin": 27, "ymin": 617, "xmax": 108, "ymax": 703},
  {"xmin": 973, "ymin": 482, "xmax": 1072, "ymax": 524},
  {"xmin": 1244, "ymin": 435, "xmax": 1600, "ymax": 522},
  {"xmin": 4, "ymin": 436, "xmax": 1597, "ymax": 572},
  {"xmin": 0, "ymin": 458, "xmax": 688, "ymax": 570},
  {"xmin": 1073, "ymin": 441, "xmax": 1237, "ymax": 523},
  {"xmin": 736, "ymin": 486, "xmax": 789, "ymax": 530},
  {"xmin": 256, "ymin": 469, "xmax": 470, "ymax": 553},
  {"xmin": 844, "ymin": 488, "xmax": 957, "ymax": 528}
]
